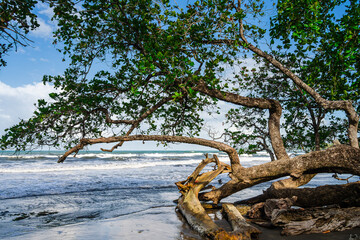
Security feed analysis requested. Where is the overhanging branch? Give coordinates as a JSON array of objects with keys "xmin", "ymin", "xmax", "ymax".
[{"xmin": 58, "ymin": 135, "xmax": 242, "ymax": 172}]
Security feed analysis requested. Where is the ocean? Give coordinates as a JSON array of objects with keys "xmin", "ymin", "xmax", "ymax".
[{"xmin": 0, "ymin": 150, "xmax": 357, "ymax": 239}]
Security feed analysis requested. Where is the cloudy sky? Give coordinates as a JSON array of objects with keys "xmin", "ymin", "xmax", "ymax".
[
  {"xmin": 0, "ymin": 3, "xmax": 63, "ymax": 134},
  {"xmin": 0, "ymin": 3, "xmax": 229, "ymax": 151}
]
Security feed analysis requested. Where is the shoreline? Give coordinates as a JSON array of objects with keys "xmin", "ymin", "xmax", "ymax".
[{"xmin": 5, "ymin": 206, "xmax": 359, "ymax": 240}]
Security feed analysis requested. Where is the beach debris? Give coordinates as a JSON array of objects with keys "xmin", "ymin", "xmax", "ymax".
[
  {"xmin": 271, "ymin": 207, "xmax": 360, "ymax": 236},
  {"xmin": 176, "ymin": 154, "xmax": 260, "ymax": 240}
]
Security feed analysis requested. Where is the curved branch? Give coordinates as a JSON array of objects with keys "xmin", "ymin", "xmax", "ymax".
[
  {"xmin": 58, "ymin": 135, "xmax": 242, "ymax": 171},
  {"xmin": 203, "ymin": 35, "xmax": 359, "ymax": 147},
  {"xmin": 245, "ymin": 42, "xmax": 359, "ymax": 148},
  {"xmin": 194, "ymin": 80, "xmax": 288, "ymax": 160}
]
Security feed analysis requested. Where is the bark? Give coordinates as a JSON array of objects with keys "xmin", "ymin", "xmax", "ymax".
[
  {"xmin": 222, "ymin": 203, "xmax": 261, "ymax": 239},
  {"xmin": 237, "ymin": 173, "xmax": 316, "ymax": 204},
  {"xmin": 246, "ymin": 197, "xmax": 297, "ymax": 221},
  {"xmin": 271, "ymin": 207, "xmax": 360, "ymax": 236},
  {"xmin": 200, "ymin": 145, "xmax": 360, "ymax": 203},
  {"xmin": 241, "ymin": 181, "xmax": 360, "ymax": 208},
  {"xmin": 176, "ymin": 155, "xmax": 259, "ymax": 239}
]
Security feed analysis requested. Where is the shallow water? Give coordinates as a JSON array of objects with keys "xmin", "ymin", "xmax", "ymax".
[{"xmin": 0, "ymin": 150, "xmax": 357, "ymax": 239}]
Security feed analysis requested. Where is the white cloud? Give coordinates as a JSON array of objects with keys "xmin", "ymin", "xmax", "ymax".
[
  {"xmin": 31, "ymin": 18, "xmax": 54, "ymax": 39},
  {"xmin": 37, "ymin": 3, "xmax": 55, "ymax": 18},
  {"xmin": 0, "ymin": 81, "xmax": 55, "ymax": 134}
]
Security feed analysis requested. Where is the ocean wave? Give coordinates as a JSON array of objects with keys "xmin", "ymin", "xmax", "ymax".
[
  {"xmin": 75, "ymin": 153, "xmax": 138, "ymax": 159},
  {"xmin": 0, "ymin": 152, "xmax": 211, "ymax": 160},
  {"xmin": 0, "ymin": 159, "xmax": 203, "ymax": 173},
  {"xmin": 143, "ymin": 152, "xmax": 205, "ymax": 158},
  {"xmin": 0, "ymin": 154, "xmax": 59, "ymax": 159}
]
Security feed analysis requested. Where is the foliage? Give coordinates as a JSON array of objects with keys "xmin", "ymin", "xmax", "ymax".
[
  {"xmin": 225, "ymin": 50, "xmax": 349, "ymax": 155},
  {"xmin": 0, "ymin": 0, "xmax": 359, "ymax": 156},
  {"xmin": 0, "ymin": 0, "xmax": 42, "ymax": 67}
]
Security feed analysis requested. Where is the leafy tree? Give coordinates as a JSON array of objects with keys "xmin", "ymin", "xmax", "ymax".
[
  {"xmin": 1, "ymin": 0, "xmax": 359, "ymax": 238},
  {"xmin": 225, "ymin": 50, "xmax": 350, "ymax": 157}
]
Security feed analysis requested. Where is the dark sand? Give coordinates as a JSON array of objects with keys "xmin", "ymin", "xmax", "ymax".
[{"xmin": 6, "ymin": 206, "xmax": 360, "ymax": 240}]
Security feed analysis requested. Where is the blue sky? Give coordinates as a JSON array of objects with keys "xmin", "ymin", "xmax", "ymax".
[
  {"xmin": 0, "ymin": 3, "xmax": 222, "ymax": 151},
  {"xmin": 0, "ymin": 3, "xmax": 64, "ymax": 138}
]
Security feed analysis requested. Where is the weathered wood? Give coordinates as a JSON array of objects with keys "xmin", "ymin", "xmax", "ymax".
[
  {"xmin": 200, "ymin": 145, "xmax": 360, "ymax": 204},
  {"xmin": 177, "ymin": 189, "xmax": 221, "ymax": 238},
  {"xmin": 263, "ymin": 197, "xmax": 297, "ymax": 219},
  {"xmin": 247, "ymin": 202, "xmax": 265, "ymax": 219},
  {"xmin": 177, "ymin": 156, "xmax": 263, "ymax": 239},
  {"xmin": 271, "ymin": 207, "xmax": 360, "ymax": 236},
  {"xmin": 222, "ymin": 203, "xmax": 261, "ymax": 239},
  {"xmin": 177, "ymin": 156, "xmax": 232, "ymax": 239},
  {"xmin": 240, "ymin": 181, "xmax": 360, "ymax": 208},
  {"xmin": 246, "ymin": 197, "xmax": 296, "ymax": 222}
]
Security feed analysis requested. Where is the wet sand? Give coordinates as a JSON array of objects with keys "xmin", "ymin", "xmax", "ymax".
[{"xmin": 6, "ymin": 206, "xmax": 360, "ymax": 240}]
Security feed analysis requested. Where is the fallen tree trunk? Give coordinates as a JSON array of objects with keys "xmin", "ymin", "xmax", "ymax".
[
  {"xmin": 239, "ymin": 181, "xmax": 360, "ymax": 207},
  {"xmin": 271, "ymin": 207, "xmax": 360, "ymax": 235},
  {"xmin": 199, "ymin": 145, "xmax": 360, "ymax": 204}
]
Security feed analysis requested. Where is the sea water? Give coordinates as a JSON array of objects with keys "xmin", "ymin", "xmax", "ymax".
[{"xmin": 0, "ymin": 150, "xmax": 356, "ymax": 239}]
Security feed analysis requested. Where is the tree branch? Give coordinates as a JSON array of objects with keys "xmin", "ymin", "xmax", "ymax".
[
  {"xmin": 58, "ymin": 135, "xmax": 242, "ymax": 173},
  {"xmin": 194, "ymin": 80, "xmax": 288, "ymax": 160},
  {"xmin": 100, "ymin": 96, "xmax": 173, "ymax": 152}
]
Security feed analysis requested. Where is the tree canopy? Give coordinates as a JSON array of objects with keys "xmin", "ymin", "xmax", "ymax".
[
  {"xmin": 1, "ymin": 0, "xmax": 358, "ymax": 156},
  {"xmin": 0, "ymin": 0, "xmax": 44, "ymax": 67}
]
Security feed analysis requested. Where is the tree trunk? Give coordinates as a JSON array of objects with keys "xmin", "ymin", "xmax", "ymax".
[
  {"xmin": 271, "ymin": 207, "xmax": 360, "ymax": 236},
  {"xmin": 240, "ymin": 181, "xmax": 360, "ymax": 208},
  {"xmin": 200, "ymin": 145, "xmax": 360, "ymax": 203}
]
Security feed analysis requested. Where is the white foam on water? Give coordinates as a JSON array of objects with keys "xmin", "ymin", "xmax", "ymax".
[
  {"xmin": 143, "ymin": 152, "xmax": 205, "ymax": 158},
  {"xmin": 75, "ymin": 153, "xmax": 138, "ymax": 158},
  {"xmin": 0, "ymin": 154, "xmax": 59, "ymax": 159},
  {"xmin": 0, "ymin": 159, "xmax": 203, "ymax": 173}
]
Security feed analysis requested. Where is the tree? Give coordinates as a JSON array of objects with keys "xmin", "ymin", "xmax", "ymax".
[
  {"xmin": 1, "ymin": 0, "xmax": 359, "ymax": 239},
  {"xmin": 225, "ymin": 50, "xmax": 350, "ymax": 158}
]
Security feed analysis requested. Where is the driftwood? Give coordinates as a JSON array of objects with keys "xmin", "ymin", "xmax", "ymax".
[
  {"xmin": 199, "ymin": 145, "xmax": 360, "ymax": 204},
  {"xmin": 222, "ymin": 203, "xmax": 261, "ymax": 239},
  {"xmin": 176, "ymin": 155, "xmax": 260, "ymax": 239},
  {"xmin": 57, "ymin": 132, "xmax": 360, "ymax": 239},
  {"xmin": 272, "ymin": 207, "xmax": 360, "ymax": 236},
  {"xmin": 239, "ymin": 181, "xmax": 360, "ymax": 208},
  {"xmin": 246, "ymin": 198, "xmax": 297, "ymax": 224},
  {"xmin": 173, "ymin": 146, "xmax": 360, "ymax": 239}
]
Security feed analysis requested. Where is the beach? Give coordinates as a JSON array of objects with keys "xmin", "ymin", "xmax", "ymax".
[
  {"xmin": 4, "ymin": 205, "xmax": 359, "ymax": 240},
  {"xmin": 0, "ymin": 150, "xmax": 358, "ymax": 239}
]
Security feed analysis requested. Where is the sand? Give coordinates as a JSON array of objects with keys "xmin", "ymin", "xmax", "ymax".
[{"xmin": 6, "ymin": 206, "xmax": 360, "ymax": 240}]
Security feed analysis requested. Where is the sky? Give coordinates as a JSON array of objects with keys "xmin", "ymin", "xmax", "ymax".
[{"xmin": 0, "ymin": 3, "xmax": 228, "ymax": 152}]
